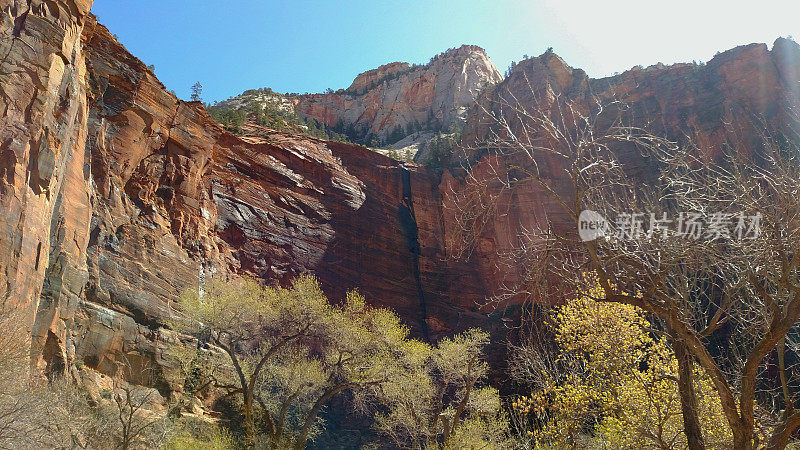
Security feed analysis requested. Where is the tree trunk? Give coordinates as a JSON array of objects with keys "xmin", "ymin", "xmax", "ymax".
[
  {"xmin": 293, "ymin": 385, "xmax": 349, "ymax": 450},
  {"xmin": 733, "ymin": 428, "xmax": 754, "ymax": 450},
  {"xmin": 672, "ymin": 333, "xmax": 706, "ymax": 450},
  {"xmin": 244, "ymin": 391, "xmax": 255, "ymax": 449},
  {"xmin": 766, "ymin": 423, "xmax": 792, "ymax": 450}
]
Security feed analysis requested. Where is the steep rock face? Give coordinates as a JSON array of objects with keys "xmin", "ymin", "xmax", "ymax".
[
  {"xmin": 348, "ymin": 61, "xmax": 412, "ymax": 93},
  {"xmin": 36, "ymin": 16, "xmax": 493, "ymax": 378},
  {"xmin": 210, "ymin": 129, "xmax": 492, "ymax": 338},
  {"xmin": 73, "ymin": 16, "xmax": 222, "ymax": 376},
  {"xmin": 0, "ymin": 0, "xmax": 94, "ymax": 368},
  {"xmin": 294, "ymin": 45, "xmax": 503, "ymax": 144},
  {"xmin": 449, "ymin": 43, "xmax": 800, "ymax": 302}
]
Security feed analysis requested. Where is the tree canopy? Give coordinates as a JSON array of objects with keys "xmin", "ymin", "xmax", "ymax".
[{"xmin": 170, "ymin": 275, "xmax": 507, "ymax": 449}]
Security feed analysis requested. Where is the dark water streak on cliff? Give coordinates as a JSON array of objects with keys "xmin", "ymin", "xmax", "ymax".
[{"xmin": 399, "ymin": 164, "xmax": 430, "ymax": 342}]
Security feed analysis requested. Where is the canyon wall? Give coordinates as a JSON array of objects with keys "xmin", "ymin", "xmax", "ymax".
[
  {"xmin": 2, "ymin": 2, "xmax": 800, "ymax": 385},
  {"xmin": 1, "ymin": 7, "xmax": 493, "ymax": 379},
  {"xmin": 0, "ymin": 0, "xmax": 94, "ymax": 369},
  {"xmin": 74, "ymin": 17, "xmax": 492, "ymax": 379},
  {"xmin": 446, "ymin": 43, "xmax": 800, "ymax": 301}
]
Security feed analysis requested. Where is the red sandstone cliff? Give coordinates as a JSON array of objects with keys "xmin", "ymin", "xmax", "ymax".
[
  {"xmin": 0, "ymin": 7, "xmax": 491, "ymax": 377},
  {"xmin": 446, "ymin": 44, "xmax": 800, "ymax": 302},
  {"xmin": 292, "ymin": 45, "xmax": 503, "ymax": 144},
  {"xmin": 2, "ymin": 2, "xmax": 800, "ymax": 384},
  {"xmin": 0, "ymin": 0, "xmax": 94, "ymax": 370}
]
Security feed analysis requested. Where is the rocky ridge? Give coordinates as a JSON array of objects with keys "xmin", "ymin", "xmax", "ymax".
[{"xmin": 217, "ymin": 45, "xmax": 503, "ymax": 147}]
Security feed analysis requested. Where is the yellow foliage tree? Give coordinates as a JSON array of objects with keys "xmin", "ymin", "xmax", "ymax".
[
  {"xmin": 513, "ymin": 274, "xmax": 730, "ymax": 449},
  {"xmin": 367, "ymin": 328, "xmax": 510, "ymax": 449}
]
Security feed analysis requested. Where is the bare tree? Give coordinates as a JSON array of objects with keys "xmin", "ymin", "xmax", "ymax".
[
  {"xmin": 108, "ymin": 361, "xmax": 171, "ymax": 450},
  {"xmin": 0, "ymin": 308, "xmax": 110, "ymax": 449},
  {"xmin": 456, "ymin": 77, "xmax": 800, "ymax": 449}
]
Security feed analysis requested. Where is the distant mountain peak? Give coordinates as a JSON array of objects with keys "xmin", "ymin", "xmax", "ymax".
[
  {"xmin": 297, "ymin": 45, "xmax": 503, "ymax": 145},
  {"xmin": 217, "ymin": 45, "xmax": 502, "ymax": 146}
]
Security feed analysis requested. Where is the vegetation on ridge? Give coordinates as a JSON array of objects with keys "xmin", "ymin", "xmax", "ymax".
[{"xmin": 204, "ymin": 97, "xmax": 351, "ymax": 143}]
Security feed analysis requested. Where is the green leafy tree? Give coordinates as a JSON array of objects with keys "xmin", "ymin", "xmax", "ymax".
[
  {"xmin": 367, "ymin": 329, "xmax": 510, "ymax": 449},
  {"xmin": 170, "ymin": 276, "xmax": 416, "ymax": 449},
  {"xmin": 205, "ymin": 106, "xmax": 246, "ymax": 134},
  {"xmin": 423, "ymin": 130, "xmax": 460, "ymax": 169},
  {"xmin": 190, "ymin": 82, "xmax": 203, "ymax": 102},
  {"xmin": 386, "ymin": 144, "xmax": 400, "ymax": 160}
]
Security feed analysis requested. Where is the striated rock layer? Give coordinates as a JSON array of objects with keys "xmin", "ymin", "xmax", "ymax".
[
  {"xmin": 293, "ymin": 45, "xmax": 504, "ymax": 144},
  {"xmin": 0, "ymin": 0, "xmax": 94, "ymax": 369},
  {"xmin": 0, "ymin": 7, "xmax": 493, "ymax": 379},
  {"xmin": 1, "ymin": 2, "xmax": 800, "ymax": 386}
]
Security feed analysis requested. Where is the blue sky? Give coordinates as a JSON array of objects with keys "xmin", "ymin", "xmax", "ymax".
[{"xmin": 91, "ymin": 1, "xmax": 800, "ymax": 103}]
